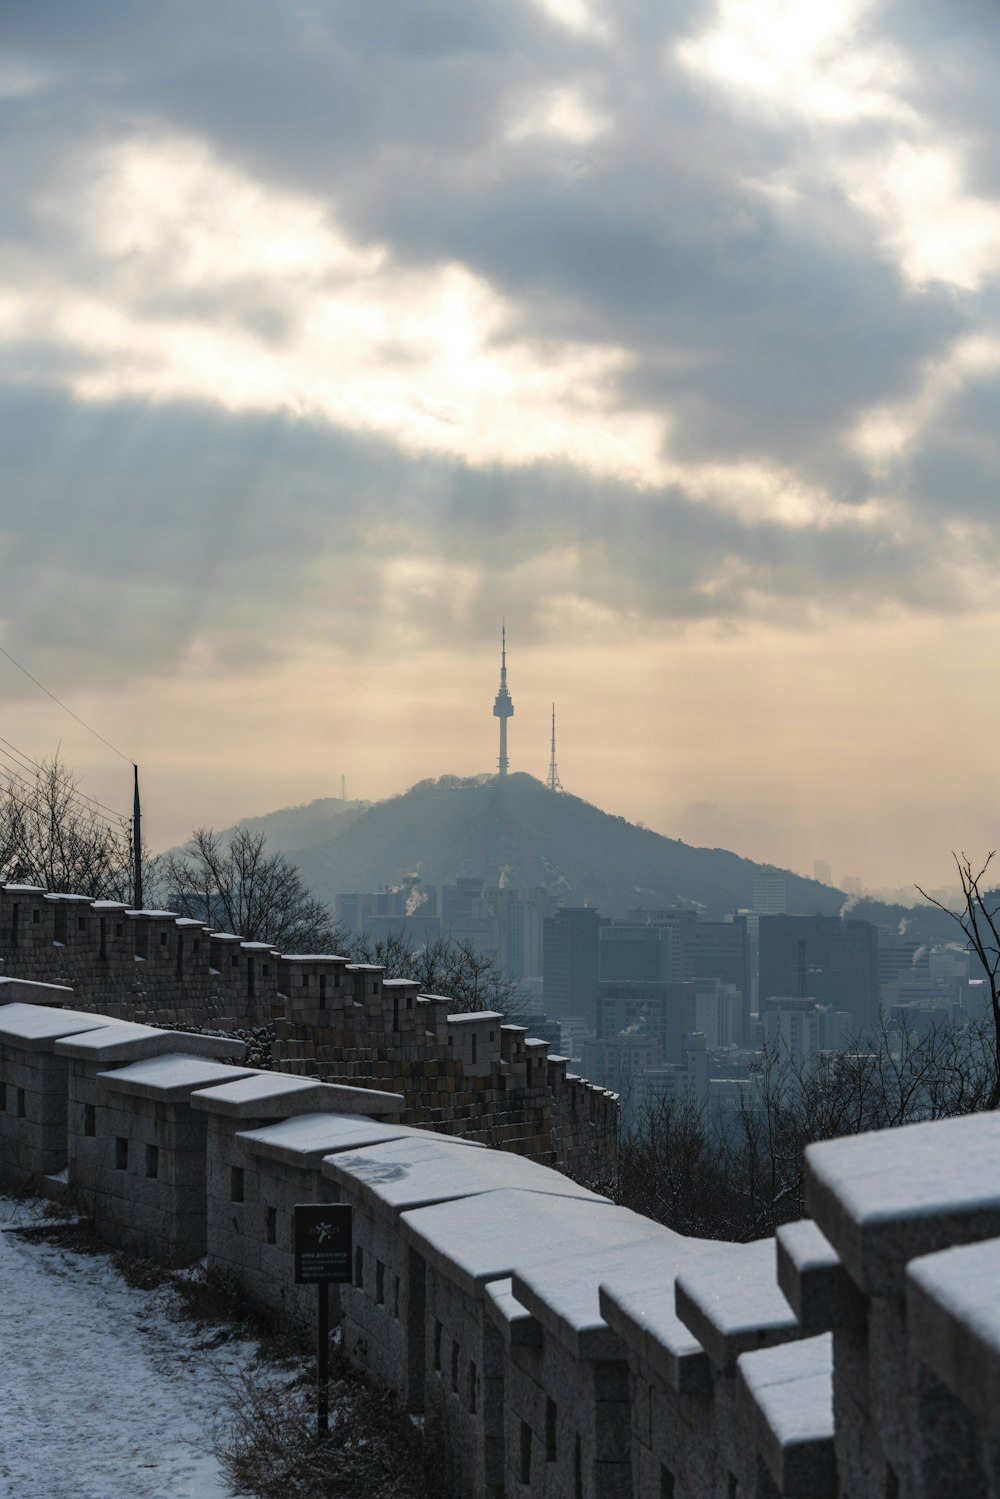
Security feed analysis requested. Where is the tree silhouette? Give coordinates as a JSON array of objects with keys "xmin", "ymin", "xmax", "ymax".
[{"xmin": 162, "ymin": 826, "xmax": 336, "ymax": 951}]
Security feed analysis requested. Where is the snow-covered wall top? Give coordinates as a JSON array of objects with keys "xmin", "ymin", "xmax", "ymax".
[{"xmin": 2, "ymin": 992, "xmax": 1000, "ymax": 1497}]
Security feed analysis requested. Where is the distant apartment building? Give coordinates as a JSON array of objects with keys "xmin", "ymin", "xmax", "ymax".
[
  {"xmin": 598, "ymin": 910, "xmax": 697, "ymax": 984},
  {"xmin": 436, "ymin": 879, "xmax": 553, "ymax": 978},
  {"xmin": 814, "ymin": 859, "xmax": 833, "ymax": 885},
  {"xmin": 440, "ymin": 877, "xmax": 497, "ymax": 956},
  {"xmin": 596, "ymin": 979, "xmax": 699, "ymax": 1064},
  {"xmin": 877, "ymin": 932, "xmax": 926, "ymax": 1009},
  {"xmin": 546, "ymin": 905, "xmax": 752, "ymax": 1045},
  {"xmin": 758, "ymin": 913, "xmax": 879, "ymax": 1034},
  {"xmin": 334, "ymin": 887, "xmax": 441, "ymax": 948},
  {"xmin": 690, "ymin": 916, "xmax": 752, "ymax": 1045},
  {"xmin": 760, "ymin": 996, "xmax": 823, "ymax": 1073},
  {"xmin": 495, "ymin": 886, "xmax": 552, "ymax": 981},
  {"xmin": 518, "ymin": 1013, "xmax": 562, "ymax": 1052},
  {"xmin": 928, "ymin": 945, "xmax": 974, "ymax": 1009},
  {"xmin": 597, "ymin": 909, "xmax": 752, "ymax": 1043},
  {"xmin": 557, "ymin": 1016, "xmax": 592, "ymax": 1061},
  {"xmin": 336, "ymin": 889, "xmax": 405, "ymax": 931},
  {"xmin": 581, "ymin": 1032, "xmax": 662, "ymax": 1106},
  {"xmin": 693, "ymin": 978, "xmax": 743, "ymax": 1049},
  {"xmin": 752, "ymin": 873, "xmax": 786, "ymax": 915},
  {"xmin": 821, "ymin": 1008, "xmax": 855, "ymax": 1050},
  {"xmin": 632, "ymin": 1033, "xmax": 710, "ymax": 1118}
]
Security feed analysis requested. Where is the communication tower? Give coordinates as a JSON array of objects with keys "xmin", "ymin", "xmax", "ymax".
[
  {"xmin": 547, "ymin": 703, "xmax": 564, "ymax": 793},
  {"xmin": 492, "ymin": 624, "xmax": 514, "ymax": 777}
]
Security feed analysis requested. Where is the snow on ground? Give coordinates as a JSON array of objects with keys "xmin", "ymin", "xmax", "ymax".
[{"xmin": 0, "ymin": 1197, "xmax": 256, "ymax": 1499}]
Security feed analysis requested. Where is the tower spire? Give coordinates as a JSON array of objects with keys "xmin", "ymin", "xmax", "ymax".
[
  {"xmin": 492, "ymin": 622, "xmax": 514, "ymax": 777},
  {"xmin": 547, "ymin": 703, "xmax": 564, "ymax": 793}
]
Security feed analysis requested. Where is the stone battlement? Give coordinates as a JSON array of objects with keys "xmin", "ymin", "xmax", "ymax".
[
  {"xmin": 0, "ymin": 883, "xmax": 617, "ymax": 1179},
  {"xmin": 3, "ymin": 984, "xmax": 1000, "ymax": 1497}
]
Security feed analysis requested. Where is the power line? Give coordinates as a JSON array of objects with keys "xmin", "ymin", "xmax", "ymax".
[
  {"xmin": 0, "ymin": 754, "xmax": 128, "ymax": 830},
  {"xmin": 0, "ymin": 645, "xmax": 133, "ymax": 765},
  {"xmin": 0, "ymin": 767, "xmax": 126, "ymax": 838},
  {"xmin": 0, "ymin": 735, "xmax": 128, "ymax": 821},
  {"xmin": 0, "ymin": 744, "xmax": 128, "ymax": 824}
]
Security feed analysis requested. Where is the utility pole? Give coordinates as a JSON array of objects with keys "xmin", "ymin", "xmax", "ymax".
[{"xmin": 132, "ymin": 763, "xmax": 143, "ymax": 910}]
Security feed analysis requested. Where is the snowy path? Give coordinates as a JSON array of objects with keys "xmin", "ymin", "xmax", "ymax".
[{"xmin": 0, "ymin": 1200, "xmax": 254, "ymax": 1499}]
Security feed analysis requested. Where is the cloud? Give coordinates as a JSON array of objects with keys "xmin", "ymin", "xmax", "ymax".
[
  {"xmin": 4, "ymin": 127, "xmax": 674, "ymax": 488},
  {"xmin": 676, "ymin": 0, "xmax": 915, "ymax": 128},
  {"xmin": 0, "ymin": 0, "xmax": 998, "ymax": 697}
]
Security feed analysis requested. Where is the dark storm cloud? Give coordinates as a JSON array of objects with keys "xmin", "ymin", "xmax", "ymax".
[{"xmin": 1, "ymin": 0, "xmax": 998, "ymax": 690}]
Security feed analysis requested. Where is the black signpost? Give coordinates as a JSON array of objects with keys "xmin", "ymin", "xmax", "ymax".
[{"xmin": 294, "ymin": 1203, "xmax": 353, "ymax": 1438}]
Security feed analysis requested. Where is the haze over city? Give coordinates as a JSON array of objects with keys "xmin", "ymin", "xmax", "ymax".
[{"xmin": 2, "ymin": 0, "xmax": 999, "ymax": 892}]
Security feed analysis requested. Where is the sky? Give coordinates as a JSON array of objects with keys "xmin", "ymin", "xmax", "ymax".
[{"xmin": 1, "ymin": 0, "xmax": 999, "ymax": 895}]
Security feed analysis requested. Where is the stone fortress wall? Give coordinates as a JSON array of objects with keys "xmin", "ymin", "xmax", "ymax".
[
  {"xmin": 3, "ymin": 977, "xmax": 1000, "ymax": 1498},
  {"xmin": 0, "ymin": 884, "xmax": 616, "ymax": 1181}
]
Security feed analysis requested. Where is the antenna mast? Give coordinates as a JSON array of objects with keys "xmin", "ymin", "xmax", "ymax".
[{"xmin": 547, "ymin": 704, "xmax": 564, "ymax": 793}]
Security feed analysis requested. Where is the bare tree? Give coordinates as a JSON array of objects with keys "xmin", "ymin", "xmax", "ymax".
[
  {"xmin": 344, "ymin": 929, "xmax": 518, "ymax": 1016},
  {"xmin": 161, "ymin": 826, "xmax": 336, "ymax": 950},
  {"xmin": 916, "ymin": 852, "xmax": 1000, "ymax": 1108},
  {"xmin": 614, "ymin": 1015, "xmax": 998, "ymax": 1241},
  {"xmin": 0, "ymin": 753, "xmax": 138, "ymax": 900}
]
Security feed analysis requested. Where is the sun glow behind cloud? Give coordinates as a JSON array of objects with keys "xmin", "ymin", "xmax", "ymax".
[
  {"xmin": 852, "ymin": 333, "xmax": 1000, "ymax": 470},
  {"xmin": 678, "ymin": 0, "xmax": 1000, "ymax": 294},
  {"xmin": 505, "ymin": 85, "xmax": 611, "ymax": 145},
  {"xmin": 8, "ymin": 132, "xmax": 665, "ymax": 484},
  {"xmin": 528, "ymin": 0, "xmax": 609, "ymax": 41},
  {"xmin": 677, "ymin": 0, "xmax": 912, "ymax": 126},
  {"xmin": 836, "ymin": 144, "xmax": 1000, "ymax": 293},
  {"xmin": 0, "ymin": 127, "xmax": 884, "ymax": 537}
]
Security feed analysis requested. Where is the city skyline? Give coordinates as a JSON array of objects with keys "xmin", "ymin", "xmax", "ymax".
[{"xmin": 1, "ymin": 2, "xmax": 998, "ymax": 892}]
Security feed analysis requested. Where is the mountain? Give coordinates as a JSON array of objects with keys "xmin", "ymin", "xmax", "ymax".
[
  {"xmin": 255, "ymin": 773, "xmax": 846, "ymax": 919},
  {"xmin": 220, "ymin": 795, "xmax": 369, "ymax": 854}
]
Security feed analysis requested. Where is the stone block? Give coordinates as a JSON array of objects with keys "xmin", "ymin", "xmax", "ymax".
[
  {"xmin": 805, "ymin": 1111, "xmax": 1000, "ymax": 1297},
  {"xmin": 776, "ymin": 1219, "xmax": 866, "ymax": 1334},
  {"xmin": 907, "ymin": 1236, "xmax": 1000, "ymax": 1437},
  {"xmin": 736, "ymin": 1333, "xmax": 836, "ymax": 1498},
  {"xmin": 675, "ymin": 1239, "xmax": 801, "ymax": 1375}
]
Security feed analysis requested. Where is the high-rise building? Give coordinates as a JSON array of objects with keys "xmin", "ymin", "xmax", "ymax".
[
  {"xmin": 599, "ymin": 910, "xmax": 697, "ymax": 984},
  {"xmin": 814, "ymin": 860, "xmax": 833, "ymax": 885},
  {"xmin": 441, "ymin": 877, "xmax": 497, "ymax": 958},
  {"xmin": 877, "ymin": 932, "xmax": 925, "ymax": 1009},
  {"xmin": 753, "ymin": 873, "xmax": 786, "ymax": 915},
  {"xmin": 333, "ymin": 888, "xmax": 441, "ymax": 947},
  {"xmin": 760, "ymin": 996, "xmax": 823, "ymax": 1072},
  {"xmin": 758, "ymin": 914, "xmax": 879, "ymax": 1033},
  {"xmin": 496, "ymin": 886, "xmax": 551, "ymax": 980},
  {"xmin": 597, "ymin": 910, "xmax": 752, "ymax": 1044},
  {"xmin": 690, "ymin": 917, "xmax": 752, "ymax": 1045},
  {"xmin": 596, "ymin": 978, "xmax": 699, "ymax": 1064},
  {"xmin": 543, "ymin": 907, "xmax": 603, "ymax": 1029},
  {"xmin": 694, "ymin": 978, "xmax": 742, "ymax": 1048}
]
